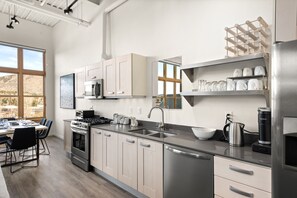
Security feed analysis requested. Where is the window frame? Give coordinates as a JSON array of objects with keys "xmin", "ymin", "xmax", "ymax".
[
  {"xmin": 157, "ymin": 61, "xmax": 182, "ymax": 109},
  {"xmin": 0, "ymin": 42, "xmax": 46, "ymax": 120}
]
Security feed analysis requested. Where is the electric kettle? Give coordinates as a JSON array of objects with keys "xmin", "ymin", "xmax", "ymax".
[{"xmin": 223, "ymin": 122, "xmax": 245, "ymax": 147}]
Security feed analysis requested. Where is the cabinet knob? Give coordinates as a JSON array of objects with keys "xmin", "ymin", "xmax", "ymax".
[
  {"xmin": 96, "ymin": 131, "xmax": 101, "ymax": 134},
  {"xmin": 104, "ymin": 133, "xmax": 111, "ymax": 137},
  {"xmin": 117, "ymin": 91, "xmax": 124, "ymax": 94},
  {"xmin": 108, "ymin": 91, "xmax": 114, "ymax": 94},
  {"xmin": 92, "ymin": 76, "xmax": 97, "ymax": 79}
]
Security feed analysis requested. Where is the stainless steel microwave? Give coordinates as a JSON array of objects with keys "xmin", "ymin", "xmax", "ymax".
[{"xmin": 84, "ymin": 79, "xmax": 103, "ymax": 99}]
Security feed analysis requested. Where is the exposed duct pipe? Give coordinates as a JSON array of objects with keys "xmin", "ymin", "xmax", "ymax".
[{"xmin": 101, "ymin": 0, "xmax": 128, "ymax": 60}]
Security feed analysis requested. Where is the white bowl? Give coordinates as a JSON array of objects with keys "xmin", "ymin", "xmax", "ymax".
[{"xmin": 192, "ymin": 127, "xmax": 216, "ymax": 140}]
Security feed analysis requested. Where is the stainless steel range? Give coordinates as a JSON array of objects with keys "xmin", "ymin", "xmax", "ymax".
[{"xmin": 71, "ymin": 116, "xmax": 111, "ymax": 171}]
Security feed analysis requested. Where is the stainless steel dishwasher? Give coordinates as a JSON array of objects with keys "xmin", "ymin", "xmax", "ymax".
[{"xmin": 164, "ymin": 144, "xmax": 214, "ymax": 198}]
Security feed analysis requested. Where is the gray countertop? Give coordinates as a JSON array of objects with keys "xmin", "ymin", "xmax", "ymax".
[{"xmin": 92, "ymin": 124, "xmax": 271, "ymax": 167}]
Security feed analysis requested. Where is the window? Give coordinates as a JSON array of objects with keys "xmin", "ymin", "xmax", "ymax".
[
  {"xmin": 0, "ymin": 43, "xmax": 45, "ymax": 119},
  {"xmin": 157, "ymin": 61, "xmax": 182, "ymax": 109}
]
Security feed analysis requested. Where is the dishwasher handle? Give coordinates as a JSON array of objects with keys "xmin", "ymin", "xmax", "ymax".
[{"xmin": 165, "ymin": 145, "xmax": 211, "ymax": 160}]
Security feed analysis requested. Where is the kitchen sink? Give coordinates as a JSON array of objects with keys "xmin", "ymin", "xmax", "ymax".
[
  {"xmin": 129, "ymin": 129, "xmax": 156, "ymax": 135},
  {"xmin": 128, "ymin": 128, "xmax": 177, "ymax": 138},
  {"xmin": 148, "ymin": 132, "xmax": 177, "ymax": 138}
]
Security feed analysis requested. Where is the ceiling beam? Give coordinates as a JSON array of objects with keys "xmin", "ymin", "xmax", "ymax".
[{"xmin": 3, "ymin": 0, "xmax": 91, "ymax": 27}]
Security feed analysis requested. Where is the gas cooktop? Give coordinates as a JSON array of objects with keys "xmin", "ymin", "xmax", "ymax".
[{"xmin": 74, "ymin": 116, "xmax": 111, "ymax": 125}]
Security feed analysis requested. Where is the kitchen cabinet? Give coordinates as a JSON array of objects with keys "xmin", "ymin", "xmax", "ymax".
[
  {"xmin": 63, "ymin": 120, "xmax": 71, "ymax": 154},
  {"xmin": 180, "ymin": 53, "xmax": 270, "ymax": 106},
  {"xmin": 85, "ymin": 62, "xmax": 103, "ymax": 81},
  {"xmin": 275, "ymin": 0, "xmax": 297, "ymax": 42},
  {"xmin": 102, "ymin": 130, "xmax": 118, "ymax": 178},
  {"xmin": 138, "ymin": 138, "xmax": 163, "ymax": 198},
  {"xmin": 118, "ymin": 134, "xmax": 138, "ymax": 190},
  {"xmin": 103, "ymin": 59, "xmax": 116, "ymax": 97},
  {"xmin": 90, "ymin": 128, "xmax": 103, "ymax": 170},
  {"xmin": 214, "ymin": 156, "xmax": 271, "ymax": 198},
  {"xmin": 75, "ymin": 67, "xmax": 86, "ymax": 98},
  {"xmin": 103, "ymin": 53, "xmax": 147, "ymax": 98}
]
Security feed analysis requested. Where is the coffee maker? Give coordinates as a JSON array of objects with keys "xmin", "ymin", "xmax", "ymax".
[{"xmin": 252, "ymin": 107, "xmax": 271, "ymax": 154}]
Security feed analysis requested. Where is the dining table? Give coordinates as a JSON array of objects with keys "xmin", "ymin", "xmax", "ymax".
[{"xmin": 0, "ymin": 120, "xmax": 48, "ymax": 168}]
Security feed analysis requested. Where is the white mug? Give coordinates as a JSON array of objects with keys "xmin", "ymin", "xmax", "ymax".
[
  {"xmin": 227, "ymin": 79, "xmax": 236, "ymax": 91},
  {"xmin": 248, "ymin": 79, "xmax": 264, "ymax": 90},
  {"xmin": 236, "ymin": 80, "xmax": 248, "ymax": 91},
  {"xmin": 248, "ymin": 79, "xmax": 259, "ymax": 90},
  {"xmin": 233, "ymin": 69, "xmax": 243, "ymax": 77},
  {"xmin": 258, "ymin": 79, "xmax": 263, "ymax": 90},
  {"xmin": 243, "ymin": 68, "xmax": 253, "ymax": 77},
  {"xmin": 254, "ymin": 66, "xmax": 265, "ymax": 76}
]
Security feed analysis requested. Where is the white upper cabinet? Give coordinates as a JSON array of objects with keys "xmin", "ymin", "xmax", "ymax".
[
  {"xmin": 275, "ymin": 0, "xmax": 297, "ymax": 42},
  {"xmin": 116, "ymin": 54, "xmax": 132, "ymax": 96},
  {"xmin": 85, "ymin": 62, "xmax": 103, "ymax": 81},
  {"xmin": 103, "ymin": 53, "xmax": 147, "ymax": 98},
  {"xmin": 75, "ymin": 67, "xmax": 85, "ymax": 98},
  {"xmin": 103, "ymin": 59, "xmax": 116, "ymax": 97}
]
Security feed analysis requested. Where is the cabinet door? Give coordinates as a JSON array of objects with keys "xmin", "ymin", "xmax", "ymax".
[
  {"xmin": 90, "ymin": 128, "xmax": 103, "ymax": 170},
  {"xmin": 63, "ymin": 121, "xmax": 71, "ymax": 153},
  {"xmin": 116, "ymin": 54, "xmax": 132, "ymax": 96},
  {"xmin": 75, "ymin": 67, "xmax": 85, "ymax": 97},
  {"xmin": 102, "ymin": 130, "xmax": 118, "ymax": 178},
  {"xmin": 118, "ymin": 134, "xmax": 138, "ymax": 190},
  {"xmin": 103, "ymin": 59, "xmax": 116, "ymax": 97},
  {"xmin": 138, "ymin": 138, "xmax": 163, "ymax": 198},
  {"xmin": 85, "ymin": 62, "xmax": 103, "ymax": 81}
]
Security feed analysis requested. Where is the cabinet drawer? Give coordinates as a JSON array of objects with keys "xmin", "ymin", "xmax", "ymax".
[
  {"xmin": 215, "ymin": 176, "xmax": 271, "ymax": 198},
  {"xmin": 214, "ymin": 156, "xmax": 271, "ymax": 192}
]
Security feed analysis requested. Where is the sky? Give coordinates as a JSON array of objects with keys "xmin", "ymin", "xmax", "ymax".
[{"xmin": 0, "ymin": 45, "xmax": 43, "ymax": 71}]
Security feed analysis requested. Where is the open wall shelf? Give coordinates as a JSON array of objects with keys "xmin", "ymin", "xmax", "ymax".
[
  {"xmin": 180, "ymin": 53, "xmax": 270, "ymax": 107},
  {"xmin": 180, "ymin": 90, "xmax": 269, "ymax": 106},
  {"xmin": 181, "ymin": 53, "xmax": 269, "ymax": 82}
]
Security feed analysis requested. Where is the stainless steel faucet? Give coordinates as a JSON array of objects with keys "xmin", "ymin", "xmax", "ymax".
[{"xmin": 147, "ymin": 107, "xmax": 165, "ymax": 130}]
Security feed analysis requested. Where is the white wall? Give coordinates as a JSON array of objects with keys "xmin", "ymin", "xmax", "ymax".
[
  {"xmin": 54, "ymin": 0, "xmax": 273, "ymax": 139},
  {"xmin": 0, "ymin": 12, "xmax": 55, "ymax": 132}
]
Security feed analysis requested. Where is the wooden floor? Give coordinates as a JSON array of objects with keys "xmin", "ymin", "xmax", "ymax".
[{"xmin": 1, "ymin": 137, "xmax": 134, "ymax": 198}]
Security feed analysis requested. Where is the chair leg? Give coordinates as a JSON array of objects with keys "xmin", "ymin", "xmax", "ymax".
[{"xmin": 43, "ymin": 139, "xmax": 50, "ymax": 155}]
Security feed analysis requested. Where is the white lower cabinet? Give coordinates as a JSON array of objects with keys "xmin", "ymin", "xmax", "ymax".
[
  {"xmin": 90, "ymin": 129, "xmax": 164, "ymax": 198},
  {"xmin": 214, "ymin": 156, "xmax": 271, "ymax": 198},
  {"xmin": 90, "ymin": 128, "xmax": 103, "ymax": 170},
  {"xmin": 138, "ymin": 138, "xmax": 163, "ymax": 198},
  {"xmin": 118, "ymin": 134, "xmax": 138, "ymax": 190},
  {"xmin": 102, "ymin": 130, "xmax": 118, "ymax": 178}
]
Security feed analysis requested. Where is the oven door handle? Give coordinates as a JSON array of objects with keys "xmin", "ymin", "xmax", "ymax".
[{"xmin": 71, "ymin": 128, "xmax": 87, "ymax": 135}]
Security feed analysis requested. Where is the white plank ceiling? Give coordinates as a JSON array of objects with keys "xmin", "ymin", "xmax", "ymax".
[{"xmin": 0, "ymin": 0, "xmax": 76, "ymax": 27}]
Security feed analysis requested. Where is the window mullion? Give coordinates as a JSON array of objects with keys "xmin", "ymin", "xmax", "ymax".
[{"xmin": 18, "ymin": 48, "xmax": 24, "ymax": 118}]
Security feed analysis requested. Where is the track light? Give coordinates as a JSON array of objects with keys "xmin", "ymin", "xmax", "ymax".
[
  {"xmin": 64, "ymin": 0, "xmax": 78, "ymax": 15},
  {"xmin": 11, "ymin": 15, "xmax": 19, "ymax": 24},
  {"xmin": 64, "ymin": 8, "xmax": 73, "ymax": 15},
  {"xmin": 6, "ymin": 22, "xmax": 14, "ymax": 29}
]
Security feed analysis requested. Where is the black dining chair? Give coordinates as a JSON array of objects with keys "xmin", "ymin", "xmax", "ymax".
[
  {"xmin": 39, "ymin": 118, "xmax": 47, "ymax": 126},
  {"xmin": 39, "ymin": 120, "xmax": 53, "ymax": 155},
  {"xmin": 5, "ymin": 127, "xmax": 37, "ymax": 173}
]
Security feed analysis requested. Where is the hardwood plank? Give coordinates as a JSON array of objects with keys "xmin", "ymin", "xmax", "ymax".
[{"xmin": 1, "ymin": 137, "xmax": 134, "ymax": 198}]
